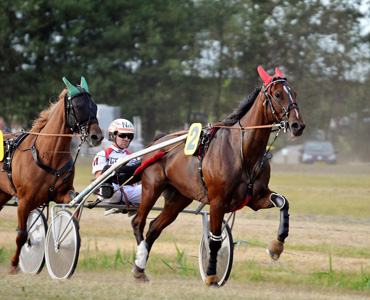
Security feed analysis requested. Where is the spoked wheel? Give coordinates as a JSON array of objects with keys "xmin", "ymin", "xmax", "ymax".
[
  {"xmin": 198, "ymin": 221, "xmax": 234, "ymax": 286},
  {"xmin": 19, "ymin": 209, "xmax": 47, "ymax": 275},
  {"xmin": 45, "ymin": 210, "xmax": 80, "ymax": 279}
]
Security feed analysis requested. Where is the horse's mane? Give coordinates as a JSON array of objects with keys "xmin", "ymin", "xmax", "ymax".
[
  {"xmin": 31, "ymin": 89, "xmax": 67, "ymax": 132},
  {"xmin": 215, "ymin": 87, "xmax": 261, "ymax": 127}
]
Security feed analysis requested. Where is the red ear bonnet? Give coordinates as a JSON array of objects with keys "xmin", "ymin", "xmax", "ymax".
[
  {"xmin": 275, "ymin": 67, "xmax": 284, "ymax": 78},
  {"xmin": 257, "ymin": 66, "xmax": 273, "ymax": 86}
]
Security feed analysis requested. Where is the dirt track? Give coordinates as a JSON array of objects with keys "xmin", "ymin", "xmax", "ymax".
[
  {"xmin": 1, "ymin": 203, "xmax": 369, "ymax": 299},
  {"xmin": 0, "ymin": 162, "xmax": 369, "ymax": 299}
]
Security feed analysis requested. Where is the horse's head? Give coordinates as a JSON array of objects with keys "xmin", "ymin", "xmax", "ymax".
[
  {"xmin": 62, "ymin": 77, "xmax": 104, "ymax": 147},
  {"xmin": 257, "ymin": 66, "xmax": 306, "ymax": 138}
]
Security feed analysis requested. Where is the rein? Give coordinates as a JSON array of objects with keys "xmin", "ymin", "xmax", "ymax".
[
  {"xmin": 15, "ymin": 131, "xmax": 81, "ymax": 137},
  {"xmin": 207, "ymin": 123, "xmax": 281, "ymax": 131}
]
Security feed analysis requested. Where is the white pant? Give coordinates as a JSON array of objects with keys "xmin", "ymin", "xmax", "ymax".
[{"xmin": 102, "ymin": 183, "xmax": 142, "ymax": 207}]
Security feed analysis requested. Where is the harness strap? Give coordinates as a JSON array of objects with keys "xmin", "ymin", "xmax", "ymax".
[
  {"xmin": 198, "ymin": 156, "xmax": 208, "ymax": 192},
  {"xmin": 29, "ymin": 134, "xmax": 73, "ymax": 176},
  {"xmin": 2, "ymin": 133, "xmax": 29, "ymax": 193},
  {"xmin": 234, "ymin": 119, "xmax": 283, "ymax": 212},
  {"xmin": 196, "ymin": 127, "xmax": 219, "ymax": 193},
  {"xmin": 230, "ymin": 184, "xmax": 253, "ymax": 212},
  {"xmin": 29, "ymin": 134, "xmax": 76, "ymax": 203},
  {"xmin": 31, "ymin": 145, "xmax": 73, "ymax": 176},
  {"xmin": 120, "ymin": 187, "xmax": 138, "ymax": 209}
]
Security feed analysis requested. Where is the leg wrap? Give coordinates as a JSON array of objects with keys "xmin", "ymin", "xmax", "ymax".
[
  {"xmin": 270, "ymin": 194, "xmax": 290, "ymax": 243},
  {"xmin": 206, "ymin": 236, "xmax": 222, "ymax": 276},
  {"xmin": 270, "ymin": 193, "xmax": 286, "ymax": 209},
  {"xmin": 278, "ymin": 205, "xmax": 290, "ymax": 242},
  {"xmin": 135, "ymin": 241, "xmax": 148, "ymax": 270},
  {"xmin": 16, "ymin": 227, "xmax": 28, "ymax": 239}
]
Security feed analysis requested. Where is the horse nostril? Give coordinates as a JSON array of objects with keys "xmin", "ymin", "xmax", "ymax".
[
  {"xmin": 291, "ymin": 123, "xmax": 299, "ymax": 130},
  {"xmin": 90, "ymin": 134, "xmax": 102, "ymax": 141},
  {"xmin": 291, "ymin": 122, "xmax": 306, "ymax": 132}
]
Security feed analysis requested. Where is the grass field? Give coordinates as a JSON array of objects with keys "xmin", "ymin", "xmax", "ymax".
[{"xmin": 0, "ymin": 161, "xmax": 369, "ymax": 299}]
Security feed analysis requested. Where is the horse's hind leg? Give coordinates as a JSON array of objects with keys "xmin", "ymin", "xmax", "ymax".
[
  {"xmin": 145, "ymin": 191, "xmax": 192, "ymax": 251},
  {"xmin": 132, "ymin": 189, "xmax": 192, "ymax": 282},
  {"xmin": 131, "ymin": 175, "xmax": 166, "ymax": 282},
  {"xmin": 8, "ymin": 199, "xmax": 31, "ymax": 274}
]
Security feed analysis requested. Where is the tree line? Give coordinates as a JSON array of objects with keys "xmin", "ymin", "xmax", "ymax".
[{"xmin": 0, "ymin": 0, "xmax": 369, "ymax": 160}]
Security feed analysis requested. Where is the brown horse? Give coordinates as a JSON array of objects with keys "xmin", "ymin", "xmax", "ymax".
[
  {"xmin": 0, "ymin": 77, "xmax": 103, "ymax": 274},
  {"xmin": 131, "ymin": 66, "xmax": 306, "ymax": 285}
]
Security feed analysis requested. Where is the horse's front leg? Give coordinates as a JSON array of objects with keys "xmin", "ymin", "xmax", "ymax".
[
  {"xmin": 8, "ymin": 200, "xmax": 30, "ymax": 274},
  {"xmin": 250, "ymin": 189, "xmax": 290, "ymax": 260},
  {"xmin": 205, "ymin": 199, "xmax": 226, "ymax": 286},
  {"xmin": 267, "ymin": 192, "xmax": 290, "ymax": 260}
]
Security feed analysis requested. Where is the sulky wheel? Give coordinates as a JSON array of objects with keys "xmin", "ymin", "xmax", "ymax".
[
  {"xmin": 198, "ymin": 221, "xmax": 234, "ymax": 286},
  {"xmin": 19, "ymin": 209, "xmax": 47, "ymax": 275},
  {"xmin": 45, "ymin": 210, "xmax": 80, "ymax": 279}
]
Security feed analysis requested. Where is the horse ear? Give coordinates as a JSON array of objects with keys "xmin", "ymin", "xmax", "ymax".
[
  {"xmin": 62, "ymin": 77, "xmax": 80, "ymax": 97},
  {"xmin": 275, "ymin": 67, "xmax": 284, "ymax": 78},
  {"xmin": 257, "ymin": 66, "xmax": 272, "ymax": 86},
  {"xmin": 80, "ymin": 76, "xmax": 89, "ymax": 93}
]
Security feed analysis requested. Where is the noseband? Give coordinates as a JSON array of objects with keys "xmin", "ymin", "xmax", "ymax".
[
  {"xmin": 64, "ymin": 88, "xmax": 98, "ymax": 138},
  {"xmin": 262, "ymin": 78, "xmax": 300, "ymax": 125}
]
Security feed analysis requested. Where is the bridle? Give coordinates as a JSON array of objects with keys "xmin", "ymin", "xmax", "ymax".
[
  {"xmin": 64, "ymin": 86, "xmax": 98, "ymax": 142},
  {"xmin": 261, "ymin": 78, "xmax": 300, "ymax": 126},
  {"xmin": 25, "ymin": 86, "xmax": 99, "ymax": 200}
]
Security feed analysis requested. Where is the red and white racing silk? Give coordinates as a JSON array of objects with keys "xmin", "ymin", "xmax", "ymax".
[
  {"xmin": 92, "ymin": 144, "xmax": 141, "ymax": 175},
  {"xmin": 92, "ymin": 144, "xmax": 141, "ymax": 206}
]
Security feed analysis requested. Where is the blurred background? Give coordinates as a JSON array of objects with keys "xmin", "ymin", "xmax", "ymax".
[{"xmin": 0, "ymin": 0, "xmax": 369, "ymax": 162}]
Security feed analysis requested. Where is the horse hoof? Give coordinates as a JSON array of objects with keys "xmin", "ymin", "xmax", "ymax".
[
  {"xmin": 132, "ymin": 264, "xmax": 149, "ymax": 283},
  {"xmin": 205, "ymin": 275, "xmax": 220, "ymax": 287},
  {"xmin": 267, "ymin": 239, "xmax": 284, "ymax": 260},
  {"xmin": 8, "ymin": 265, "xmax": 20, "ymax": 275}
]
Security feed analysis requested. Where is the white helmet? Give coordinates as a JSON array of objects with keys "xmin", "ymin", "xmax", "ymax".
[{"xmin": 108, "ymin": 118, "xmax": 135, "ymax": 141}]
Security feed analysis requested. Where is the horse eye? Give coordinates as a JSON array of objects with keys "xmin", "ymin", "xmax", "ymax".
[{"xmin": 274, "ymin": 93, "xmax": 280, "ymax": 98}]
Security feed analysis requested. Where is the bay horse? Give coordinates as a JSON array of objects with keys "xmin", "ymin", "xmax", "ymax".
[
  {"xmin": 0, "ymin": 77, "xmax": 103, "ymax": 274},
  {"xmin": 131, "ymin": 66, "xmax": 306, "ymax": 285}
]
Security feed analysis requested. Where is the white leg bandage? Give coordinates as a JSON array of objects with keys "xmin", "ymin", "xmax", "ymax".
[
  {"xmin": 210, "ymin": 232, "xmax": 223, "ymax": 242},
  {"xmin": 135, "ymin": 241, "xmax": 148, "ymax": 269}
]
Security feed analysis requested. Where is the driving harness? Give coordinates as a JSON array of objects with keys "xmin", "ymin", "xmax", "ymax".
[
  {"xmin": 2, "ymin": 133, "xmax": 29, "ymax": 192},
  {"xmin": 2, "ymin": 133, "xmax": 74, "ymax": 202}
]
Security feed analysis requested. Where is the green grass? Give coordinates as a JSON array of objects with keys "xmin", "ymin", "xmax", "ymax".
[
  {"xmin": 231, "ymin": 252, "xmax": 370, "ymax": 291},
  {"xmin": 269, "ymin": 173, "xmax": 370, "ymax": 219},
  {"xmin": 74, "ymin": 159, "xmax": 370, "ymax": 219},
  {"xmin": 69, "ymin": 245, "xmax": 370, "ymax": 292},
  {"xmin": 79, "ymin": 242, "xmax": 198, "ymax": 277}
]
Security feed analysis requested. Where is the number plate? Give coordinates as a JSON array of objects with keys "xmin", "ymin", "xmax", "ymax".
[
  {"xmin": 0, "ymin": 130, "xmax": 3, "ymax": 161},
  {"xmin": 184, "ymin": 123, "xmax": 202, "ymax": 156}
]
